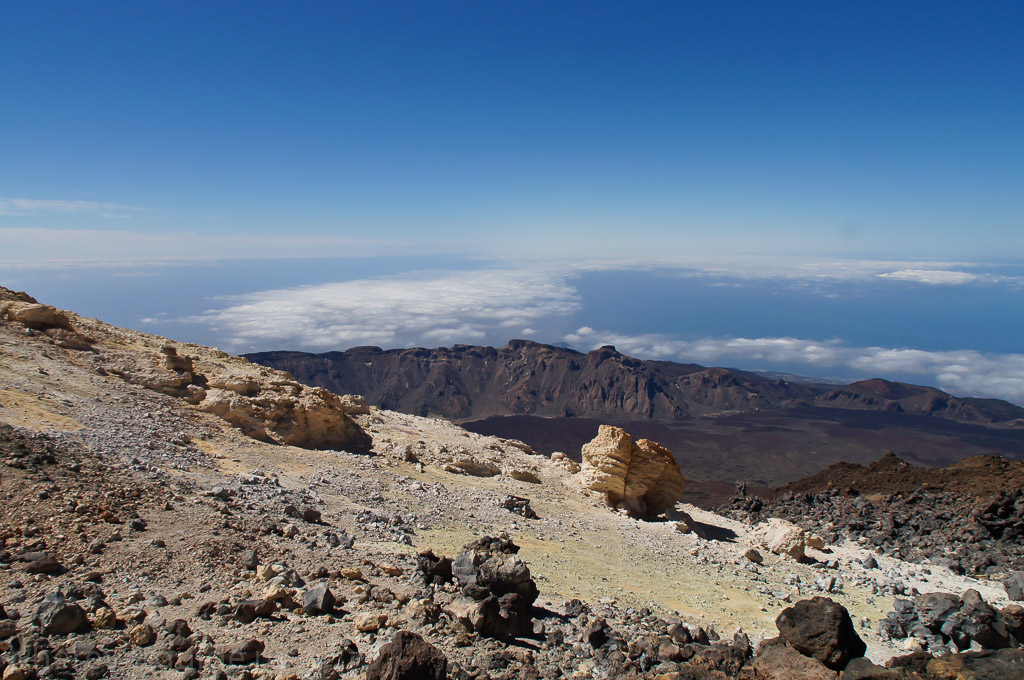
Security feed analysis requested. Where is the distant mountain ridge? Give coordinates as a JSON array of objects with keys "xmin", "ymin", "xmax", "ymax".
[{"xmin": 245, "ymin": 340, "xmax": 1024, "ymax": 427}]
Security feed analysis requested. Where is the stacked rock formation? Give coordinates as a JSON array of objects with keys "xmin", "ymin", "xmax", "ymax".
[
  {"xmin": 579, "ymin": 425, "xmax": 686, "ymax": 517},
  {"xmin": 445, "ymin": 536, "xmax": 539, "ymax": 638}
]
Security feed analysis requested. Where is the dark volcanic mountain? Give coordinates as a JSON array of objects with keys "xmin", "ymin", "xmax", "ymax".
[{"xmin": 246, "ymin": 340, "xmax": 1024, "ymax": 426}]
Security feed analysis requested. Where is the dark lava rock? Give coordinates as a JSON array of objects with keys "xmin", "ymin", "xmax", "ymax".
[
  {"xmin": 218, "ymin": 639, "xmax": 264, "ymax": 665},
  {"xmin": 313, "ymin": 638, "xmax": 364, "ymax": 679},
  {"xmin": 34, "ymin": 592, "xmax": 88, "ymax": 635},
  {"xmin": 366, "ymin": 631, "xmax": 446, "ymax": 680},
  {"xmin": 959, "ymin": 588, "xmax": 1016, "ymax": 649},
  {"xmin": 775, "ymin": 596, "xmax": 866, "ymax": 671},
  {"xmin": 416, "ymin": 549, "xmax": 452, "ymax": 586},
  {"xmin": 564, "ymin": 599, "xmax": 587, "ymax": 618},
  {"xmin": 583, "ymin": 618, "xmax": 609, "ymax": 648},
  {"xmin": 303, "ymin": 581, "xmax": 336, "ymax": 615},
  {"xmin": 842, "ymin": 657, "xmax": 899, "ymax": 679},
  {"xmin": 501, "ymin": 495, "xmax": 538, "ymax": 519},
  {"xmin": 448, "ymin": 536, "xmax": 539, "ymax": 638},
  {"xmin": 166, "ymin": 618, "xmax": 192, "ymax": 639},
  {"xmin": 1004, "ymin": 571, "xmax": 1024, "ymax": 601},
  {"xmin": 24, "ymin": 555, "xmax": 65, "ymax": 575},
  {"xmin": 285, "ymin": 504, "xmax": 321, "ymax": 523}
]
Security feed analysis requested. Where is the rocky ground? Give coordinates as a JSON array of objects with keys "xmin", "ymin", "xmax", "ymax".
[
  {"xmin": 1, "ymin": 287, "xmax": 1023, "ymax": 679},
  {"xmin": 720, "ymin": 453, "xmax": 1024, "ymax": 574}
]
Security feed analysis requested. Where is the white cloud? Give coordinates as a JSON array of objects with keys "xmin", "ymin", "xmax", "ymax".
[
  {"xmin": 876, "ymin": 269, "xmax": 979, "ymax": 285},
  {"xmin": 555, "ymin": 256, "xmax": 1021, "ymax": 288},
  {"xmin": 0, "ymin": 228, "xmax": 399, "ymax": 268},
  {"xmin": 188, "ymin": 268, "xmax": 581, "ymax": 353},
  {"xmin": 0, "ymin": 197, "xmax": 145, "ymax": 218},
  {"xmin": 564, "ymin": 328, "xmax": 1024, "ymax": 405}
]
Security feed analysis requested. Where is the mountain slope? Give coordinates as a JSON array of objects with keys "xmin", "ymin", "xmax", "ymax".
[{"xmin": 246, "ymin": 341, "xmax": 1024, "ymax": 426}]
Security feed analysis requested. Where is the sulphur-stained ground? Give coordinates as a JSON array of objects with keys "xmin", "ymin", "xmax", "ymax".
[{"xmin": 0, "ymin": 293, "xmax": 1018, "ymax": 678}]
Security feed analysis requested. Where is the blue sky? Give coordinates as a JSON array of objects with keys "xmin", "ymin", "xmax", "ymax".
[{"xmin": 3, "ymin": 2, "xmax": 1024, "ymax": 403}]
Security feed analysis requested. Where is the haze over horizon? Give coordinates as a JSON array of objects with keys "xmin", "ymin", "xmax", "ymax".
[{"xmin": 3, "ymin": 2, "xmax": 1023, "ymax": 404}]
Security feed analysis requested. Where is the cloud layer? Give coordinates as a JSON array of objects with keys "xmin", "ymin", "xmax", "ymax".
[
  {"xmin": 189, "ymin": 268, "xmax": 581, "ymax": 353},
  {"xmin": 0, "ymin": 197, "xmax": 145, "ymax": 218},
  {"xmin": 564, "ymin": 328, "xmax": 1024, "ymax": 405},
  {"xmin": 0, "ymin": 228, "xmax": 399, "ymax": 268}
]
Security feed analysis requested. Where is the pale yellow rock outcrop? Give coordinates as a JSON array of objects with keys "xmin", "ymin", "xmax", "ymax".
[{"xmin": 579, "ymin": 425, "xmax": 686, "ymax": 517}]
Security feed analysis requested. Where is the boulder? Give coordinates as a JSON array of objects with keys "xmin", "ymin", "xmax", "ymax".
[
  {"xmin": 313, "ymin": 638, "xmax": 364, "ymax": 679},
  {"xmin": 218, "ymin": 639, "xmax": 265, "ymax": 665},
  {"xmin": 579, "ymin": 425, "xmax": 686, "ymax": 517},
  {"xmin": 922, "ymin": 648, "xmax": 1024, "ymax": 679},
  {"xmin": 198, "ymin": 384, "xmax": 371, "ymax": 451},
  {"xmin": 775, "ymin": 597, "xmax": 866, "ymax": 671},
  {"xmin": 34, "ymin": 592, "xmax": 87, "ymax": 635},
  {"xmin": 5, "ymin": 303, "xmax": 72, "ymax": 330},
  {"xmin": 354, "ymin": 612, "xmax": 387, "ymax": 633},
  {"xmin": 959, "ymin": 588, "xmax": 1016, "ymax": 649},
  {"xmin": 24, "ymin": 555, "xmax": 65, "ymax": 575},
  {"xmin": 303, "ymin": 582, "xmax": 336, "ymax": 615},
  {"xmin": 752, "ymin": 638, "xmax": 838, "ymax": 679},
  {"xmin": 127, "ymin": 623, "xmax": 155, "ymax": 646},
  {"xmin": 1004, "ymin": 571, "xmax": 1024, "ymax": 601},
  {"xmin": 366, "ymin": 631, "xmax": 446, "ymax": 680},
  {"xmin": 752, "ymin": 518, "xmax": 807, "ymax": 561},
  {"xmin": 446, "ymin": 536, "xmax": 538, "ymax": 638},
  {"xmin": 501, "ymin": 495, "xmax": 538, "ymax": 519}
]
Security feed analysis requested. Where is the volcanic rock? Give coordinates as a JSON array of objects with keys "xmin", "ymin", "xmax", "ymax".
[
  {"xmin": 366, "ymin": 631, "xmax": 447, "ymax": 680},
  {"xmin": 753, "ymin": 638, "xmax": 838, "ymax": 679},
  {"xmin": 579, "ymin": 425, "xmax": 686, "ymax": 517},
  {"xmin": 1004, "ymin": 572, "xmax": 1024, "ymax": 601},
  {"xmin": 446, "ymin": 536, "xmax": 538, "ymax": 638},
  {"xmin": 775, "ymin": 597, "xmax": 866, "ymax": 670},
  {"xmin": 303, "ymin": 582, "xmax": 336, "ymax": 615},
  {"xmin": 218, "ymin": 639, "xmax": 264, "ymax": 665},
  {"xmin": 34, "ymin": 592, "xmax": 87, "ymax": 635}
]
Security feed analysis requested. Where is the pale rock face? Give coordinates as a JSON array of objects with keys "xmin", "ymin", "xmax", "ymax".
[
  {"xmin": 579, "ymin": 425, "xmax": 686, "ymax": 517},
  {"xmin": 3, "ymin": 303, "xmax": 72, "ymax": 330},
  {"xmin": 198, "ymin": 384, "xmax": 370, "ymax": 450},
  {"xmin": 751, "ymin": 518, "xmax": 807, "ymax": 561}
]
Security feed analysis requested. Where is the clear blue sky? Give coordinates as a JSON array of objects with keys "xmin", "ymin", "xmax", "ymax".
[
  {"xmin": 2, "ymin": 1, "xmax": 1021, "ymax": 258},
  {"xmin": 3, "ymin": 2, "xmax": 1024, "ymax": 404}
]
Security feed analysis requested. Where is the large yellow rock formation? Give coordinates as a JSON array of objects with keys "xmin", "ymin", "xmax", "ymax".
[{"xmin": 579, "ymin": 425, "xmax": 686, "ymax": 517}]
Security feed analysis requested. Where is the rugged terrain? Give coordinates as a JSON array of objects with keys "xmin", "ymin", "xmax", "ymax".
[
  {"xmin": 2, "ymin": 287, "xmax": 1023, "ymax": 679},
  {"xmin": 246, "ymin": 343, "xmax": 1024, "ymax": 426},
  {"xmin": 248, "ymin": 344, "xmax": 1024, "ymax": 507},
  {"xmin": 720, "ymin": 454, "xmax": 1024, "ymax": 575}
]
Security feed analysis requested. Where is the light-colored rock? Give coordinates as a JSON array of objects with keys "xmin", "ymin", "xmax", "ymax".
[
  {"xmin": 806, "ymin": 532, "xmax": 826, "ymax": 550},
  {"xmin": 506, "ymin": 467, "xmax": 541, "ymax": 484},
  {"xmin": 550, "ymin": 452, "xmax": 581, "ymax": 473},
  {"xmin": 198, "ymin": 382, "xmax": 370, "ymax": 450},
  {"xmin": 339, "ymin": 394, "xmax": 371, "ymax": 414},
  {"xmin": 579, "ymin": 425, "xmax": 686, "ymax": 517},
  {"xmin": 353, "ymin": 611, "xmax": 387, "ymax": 632},
  {"xmin": 443, "ymin": 457, "xmax": 500, "ymax": 477},
  {"xmin": 3, "ymin": 665, "xmax": 32, "ymax": 680},
  {"xmin": 262, "ymin": 584, "xmax": 295, "ymax": 601},
  {"xmin": 3, "ymin": 303, "xmax": 72, "ymax": 330},
  {"xmin": 446, "ymin": 596, "xmax": 486, "ymax": 632},
  {"xmin": 90, "ymin": 607, "xmax": 118, "ymax": 629},
  {"xmin": 751, "ymin": 518, "xmax": 807, "ymax": 561},
  {"xmin": 127, "ymin": 622, "xmax": 155, "ymax": 646}
]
